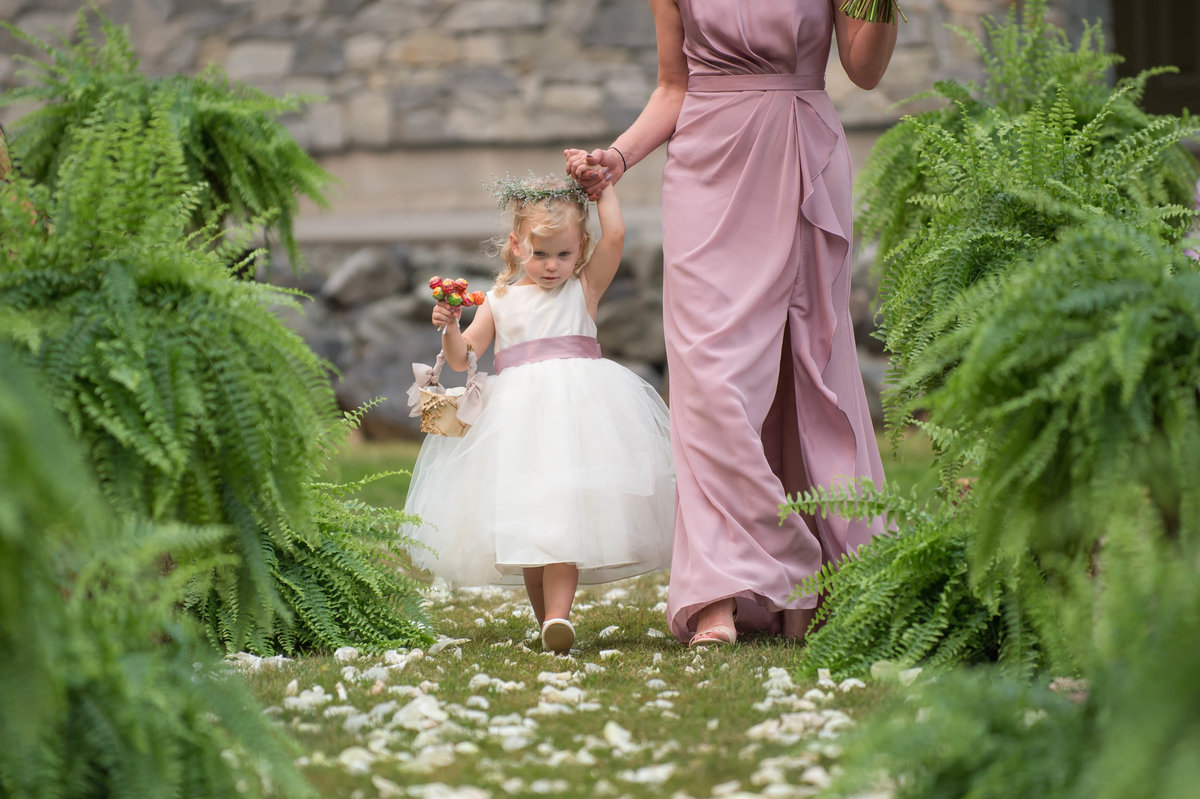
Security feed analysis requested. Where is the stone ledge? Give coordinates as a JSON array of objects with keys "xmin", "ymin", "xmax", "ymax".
[{"xmin": 293, "ymin": 206, "xmax": 664, "ymax": 245}]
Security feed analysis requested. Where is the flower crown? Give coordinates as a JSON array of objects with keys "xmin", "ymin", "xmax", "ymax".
[{"xmin": 487, "ymin": 172, "xmax": 589, "ymax": 210}]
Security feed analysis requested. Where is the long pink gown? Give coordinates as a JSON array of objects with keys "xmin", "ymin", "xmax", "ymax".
[{"xmin": 662, "ymin": 0, "xmax": 887, "ymax": 641}]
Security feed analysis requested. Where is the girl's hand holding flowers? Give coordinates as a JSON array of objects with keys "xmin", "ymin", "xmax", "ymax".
[{"xmin": 429, "ymin": 276, "xmax": 485, "ymax": 331}]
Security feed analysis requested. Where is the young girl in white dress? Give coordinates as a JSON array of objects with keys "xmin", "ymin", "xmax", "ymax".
[{"xmin": 403, "ymin": 174, "xmax": 674, "ymax": 653}]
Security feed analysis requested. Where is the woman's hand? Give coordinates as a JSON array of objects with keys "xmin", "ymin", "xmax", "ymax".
[{"xmin": 564, "ymin": 148, "xmax": 620, "ymax": 200}]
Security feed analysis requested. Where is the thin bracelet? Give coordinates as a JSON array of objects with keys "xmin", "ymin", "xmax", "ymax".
[{"xmin": 609, "ymin": 145, "xmax": 628, "ymax": 172}]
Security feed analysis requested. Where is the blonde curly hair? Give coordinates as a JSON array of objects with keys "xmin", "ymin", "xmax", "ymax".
[{"xmin": 488, "ymin": 177, "xmax": 594, "ymax": 296}]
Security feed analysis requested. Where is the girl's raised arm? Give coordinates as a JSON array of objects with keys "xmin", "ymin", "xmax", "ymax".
[{"xmin": 580, "ymin": 186, "xmax": 625, "ymax": 317}]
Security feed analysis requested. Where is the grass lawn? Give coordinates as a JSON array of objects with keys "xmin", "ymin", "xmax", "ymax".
[{"xmin": 238, "ymin": 428, "xmax": 934, "ymax": 797}]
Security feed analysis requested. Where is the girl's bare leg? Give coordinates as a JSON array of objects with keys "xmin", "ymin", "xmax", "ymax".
[
  {"xmin": 523, "ymin": 567, "xmax": 546, "ymax": 626},
  {"xmin": 541, "ymin": 562, "xmax": 579, "ymax": 621}
]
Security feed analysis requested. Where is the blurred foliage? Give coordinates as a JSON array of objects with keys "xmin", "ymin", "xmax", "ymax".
[
  {"xmin": 0, "ymin": 70, "xmax": 429, "ymax": 655},
  {"xmin": 0, "ymin": 4, "xmax": 332, "ymax": 267},
  {"xmin": 785, "ymin": 4, "xmax": 1200, "ymax": 794},
  {"xmin": 0, "ymin": 343, "xmax": 316, "ymax": 798}
]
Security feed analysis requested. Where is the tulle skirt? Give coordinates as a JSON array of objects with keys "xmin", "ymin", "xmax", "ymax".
[{"xmin": 402, "ymin": 356, "xmax": 675, "ymax": 587}]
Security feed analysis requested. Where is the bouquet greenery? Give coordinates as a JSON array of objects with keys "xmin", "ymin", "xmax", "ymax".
[{"xmin": 840, "ymin": 0, "xmax": 905, "ymax": 25}]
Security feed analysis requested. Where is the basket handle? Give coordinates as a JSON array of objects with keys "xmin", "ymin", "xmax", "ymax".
[
  {"xmin": 456, "ymin": 349, "xmax": 486, "ymax": 424},
  {"xmin": 406, "ymin": 348, "xmax": 484, "ymax": 420}
]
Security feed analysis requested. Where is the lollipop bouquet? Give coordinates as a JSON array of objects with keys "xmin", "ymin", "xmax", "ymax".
[
  {"xmin": 411, "ymin": 276, "xmax": 487, "ymax": 437},
  {"xmin": 429, "ymin": 276, "xmax": 486, "ymax": 309}
]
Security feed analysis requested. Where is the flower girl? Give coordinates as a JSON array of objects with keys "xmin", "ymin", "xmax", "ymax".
[{"xmin": 404, "ymin": 174, "xmax": 674, "ymax": 653}]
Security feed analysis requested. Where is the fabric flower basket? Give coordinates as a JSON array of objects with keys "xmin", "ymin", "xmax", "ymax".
[{"xmin": 408, "ymin": 349, "xmax": 486, "ymax": 437}]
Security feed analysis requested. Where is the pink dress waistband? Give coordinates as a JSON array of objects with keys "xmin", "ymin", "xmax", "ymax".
[
  {"xmin": 493, "ymin": 335, "xmax": 602, "ymax": 374},
  {"xmin": 687, "ymin": 73, "xmax": 825, "ymax": 92}
]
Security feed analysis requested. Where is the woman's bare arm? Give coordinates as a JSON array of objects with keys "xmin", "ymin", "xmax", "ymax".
[
  {"xmin": 565, "ymin": 0, "xmax": 689, "ymax": 194},
  {"xmin": 833, "ymin": 7, "xmax": 899, "ymax": 90}
]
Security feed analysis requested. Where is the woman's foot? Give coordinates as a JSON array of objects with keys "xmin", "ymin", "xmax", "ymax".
[
  {"xmin": 541, "ymin": 618, "xmax": 575, "ymax": 653},
  {"xmin": 689, "ymin": 598, "xmax": 737, "ymax": 648},
  {"xmin": 783, "ymin": 607, "xmax": 816, "ymax": 642}
]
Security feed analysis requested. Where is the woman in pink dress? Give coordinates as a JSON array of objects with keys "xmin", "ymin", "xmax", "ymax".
[{"xmin": 566, "ymin": 1, "xmax": 897, "ymax": 646}]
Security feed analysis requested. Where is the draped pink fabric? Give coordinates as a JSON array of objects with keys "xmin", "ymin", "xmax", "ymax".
[{"xmin": 662, "ymin": 0, "xmax": 887, "ymax": 641}]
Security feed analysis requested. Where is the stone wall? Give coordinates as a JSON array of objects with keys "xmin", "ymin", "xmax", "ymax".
[{"xmin": 0, "ymin": 0, "xmax": 1112, "ymax": 437}]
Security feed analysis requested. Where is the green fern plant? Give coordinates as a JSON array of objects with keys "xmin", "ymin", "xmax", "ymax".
[
  {"xmin": 875, "ymin": 83, "xmax": 1198, "ymax": 438},
  {"xmin": 782, "ymin": 481, "xmax": 1054, "ymax": 679},
  {"xmin": 0, "ymin": 343, "xmax": 315, "ymax": 798},
  {"xmin": 0, "ymin": 96, "xmax": 430, "ymax": 655},
  {"xmin": 0, "ymin": 4, "xmax": 331, "ymax": 266},
  {"xmin": 823, "ymin": 509, "xmax": 1200, "ymax": 799},
  {"xmin": 855, "ymin": 0, "xmax": 1198, "ymax": 261},
  {"xmin": 910, "ymin": 220, "xmax": 1200, "ymax": 637}
]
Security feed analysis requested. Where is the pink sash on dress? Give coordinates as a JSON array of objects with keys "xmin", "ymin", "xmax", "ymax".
[{"xmin": 493, "ymin": 335, "xmax": 601, "ymax": 374}]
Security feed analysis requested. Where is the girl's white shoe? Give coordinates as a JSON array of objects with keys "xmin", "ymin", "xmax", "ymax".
[{"xmin": 541, "ymin": 618, "xmax": 575, "ymax": 653}]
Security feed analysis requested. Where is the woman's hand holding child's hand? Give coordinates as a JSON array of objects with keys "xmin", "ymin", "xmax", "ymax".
[{"xmin": 563, "ymin": 148, "xmax": 619, "ymax": 200}]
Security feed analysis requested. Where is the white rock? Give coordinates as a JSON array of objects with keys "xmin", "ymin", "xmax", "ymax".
[
  {"xmin": 359, "ymin": 666, "xmax": 389, "ymax": 684},
  {"xmin": 802, "ymin": 688, "xmax": 829, "ymax": 703},
  {"xmin": 898, "ymin": 667, "xmax": 924, "ymax": 686},
  {"xmin": 343, "ymin": 712, "xmax": 373, "ymax": 733},
  {"xmin": 800, "ymin": 766, "xmax": 832, "ymax": 788},
  {"xmin": 371, "ymin": 775, "xmax": 404, "ymax": 798},
  {"xmin": 400, "ymin": 744, "xmax": 455, "ymax": 774},
  {"xmin": 839, "ymin": 678, "xmax": 867, "ymax": 692},
  {"xmin": 337, "ymin": 746, "xmax": 374, "ymax": 775},
  {"xmin": 428, "ymin": 636, "xmax": 469, "ymax": 655},
  {"xmin": 323, "ymin": 704, "xmax": 356, "ymax": 719},
  {"xmin": 603, "ymin": 720, "xmax": 637, "ymax": 754},
  {"xmin": 817, "ymin": 668, "xmax": 838, "ymax": 690},
  {"xmin": 541, "ymin": 685, "xmax": 586, "ymax": 705},
  {"xmin": 618, "ymin": 763, "xmax": 677, "ymax": 784},
  {"xmin": 284, "ymin": 679, "xmax": 298, "ymax": 696},
  {"xmin": 536, "ymin": 671, "xmax": 577, "ymax": 688},
  {"xmin": 599, "ymin": 649, "xmax": 623, "ymax": 660},
  {"xmin": 530, "ymin": 779, "xmax": 570, "ymax": 794},
  {"xmin": 392, "ymin": 694, "xmax": 449, "ymax": 731},
  {"xmin": 646, "ymin": 628, "xmax": 666, "ymax": 638},
  {"xmin": 763, "ymin": 667, "xmax": 795, "ymax": 693},
  {"xmin": 283, "ymin": 685, "xmax": 331, "ymax": 712},
  {"xmin": 334, "ymin": 646, "xmax": 360, "ymax": 663},
  {"xmin": 500, "ymin": 733, "xmax": 530, "ymax": 751}
]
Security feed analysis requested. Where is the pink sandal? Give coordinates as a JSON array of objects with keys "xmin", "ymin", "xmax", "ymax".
[
  {"xmin": 688, "ymin": 601, "xmax": 738, "ymax": 648},
  {"xmin": 688, "ymin": 624, "xmax": 737, "ymax": 647}
]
